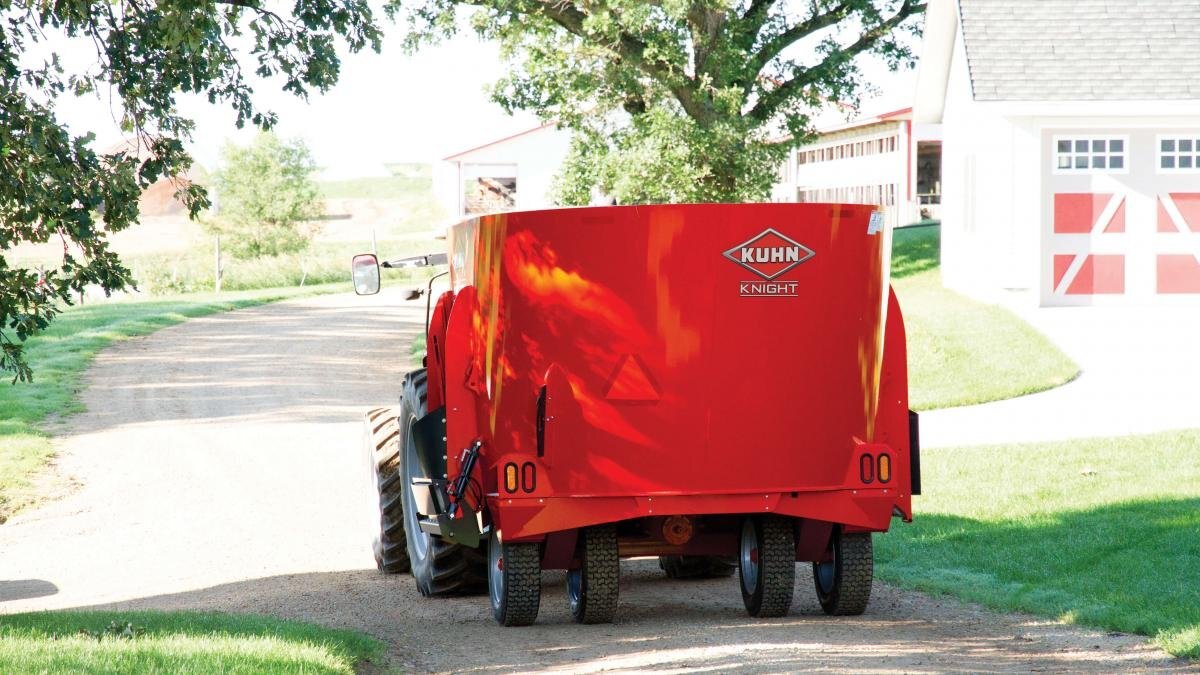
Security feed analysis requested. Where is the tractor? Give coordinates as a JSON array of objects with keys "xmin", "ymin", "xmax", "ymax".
[{"xmin": 353, "ymin": 203, "xmax": 919, "ymax": 626}]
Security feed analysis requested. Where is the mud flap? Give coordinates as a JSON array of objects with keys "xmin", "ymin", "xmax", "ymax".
[
  {"xmin": 410, "ymin": 406, "xmax": 484, "ymax": 548},
  {"xmin": 909, "ymin": 409, "xmax": 921, "ymax": 496},
  {"xmin": 411, "ymin": 406, "xmax": 448, "ymax": 486}
]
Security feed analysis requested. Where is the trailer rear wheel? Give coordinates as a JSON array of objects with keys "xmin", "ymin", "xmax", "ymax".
[
  {"xmin": 399, "ymin": 370, "xmax": 487, "ymax": 596},
  {"xmin": 813, "ymin": 529, "xmax": 873, "ymax": 615},
  {"xmin": 568, "ymin": 524, "xmax": 619, "ymax": 624},
  {"xmin": 659, "ymin": 555, "xmax": 737, "ymax": 579},
  {"xmin": 739, "ymin": 516, "xmax": 795, "ymax": 618},
  {"xmin": 489, "ymin": 529, "xmax": 541, "ymax": 626},
  {"xmin": 364, "ymin": 407, "xmax": 409, "ymax": 573}
]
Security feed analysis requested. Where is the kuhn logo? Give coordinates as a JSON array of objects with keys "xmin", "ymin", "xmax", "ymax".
[{"xmin": 722, "ymin": 228, "xmax": 815, "ymax": 281}]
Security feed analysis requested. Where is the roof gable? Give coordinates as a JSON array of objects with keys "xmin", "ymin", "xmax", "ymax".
[
  {"xmin": 959, "ymin": 0, "xmax": 1200, "ymax": 101},
  {"xmin": 442, "ymin": 123, "xmax": 557, "ymax": 162}
]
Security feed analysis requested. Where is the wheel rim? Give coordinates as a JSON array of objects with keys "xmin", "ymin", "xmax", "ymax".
[
  {"xmin": 816, "ymin": 543, "xmax": 837, "ymax": 594},
  {"xmin": 488, "ymin": 530, "xmax": 504, "ymax": 611},
  {"xmin": 567, "ymin": 568, "xmax": 583, "ymax": 611},
  {"xmin": 401, "ymin": 418, "xmax": 431, "ymax": 561},
  {"xmin": 740, "ymin": 519, "xmax": 759, "ymax": 595}
]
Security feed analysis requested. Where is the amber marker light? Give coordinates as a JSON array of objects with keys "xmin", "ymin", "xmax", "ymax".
[
  {"xmin": 504, "ymin": 463, "xmax": 519, "ymax": 493},
  {"xmin": 878, "ymin": 454, "xmax": 892, "ymax": 483}
]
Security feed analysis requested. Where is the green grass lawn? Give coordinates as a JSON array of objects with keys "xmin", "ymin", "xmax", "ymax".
[
  {"xmin": 0, "ymin": 284, "xmax": 346, "ymax": 521},
  {"xmin": 877, "ymin": 429, "xmax": 1200, "ymax": 659},
  {"xmin": 892, "ymin": 225, "xmax": 1079, "ymax": 409},
  {"xmin": 0, "ymin": 611, "xmax": 381, "ymax": 673}
]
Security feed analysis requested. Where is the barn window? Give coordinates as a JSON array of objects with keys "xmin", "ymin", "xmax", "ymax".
[
  {"xmin": 1158, "ymin": 135, "xmax": 1200, "ymax": 172},
  {"xmin": 462, "ymin": 163, "xmax": 518, "ymax": 215},
  {"xmin": 1054, "ymin": 135, "xmax": 1128, "ymax": 173}
]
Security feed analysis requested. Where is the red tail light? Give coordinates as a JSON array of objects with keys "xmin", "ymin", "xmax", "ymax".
[{"xmin": 859, "ymin": 454, "xmax": 875, "ymax": 484}]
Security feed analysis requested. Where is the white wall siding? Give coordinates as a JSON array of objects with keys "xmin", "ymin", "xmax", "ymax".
[
  {"xmin": 434, "ymin": 126, "xmax": 572, "ymax": 222},
  {"xmin": 790, "ymin": 121, "xmax": 912, "ymax": 228},
  {"xmin": 938, "ymin": 28, "xmax": 1037, "ymax": 303}
]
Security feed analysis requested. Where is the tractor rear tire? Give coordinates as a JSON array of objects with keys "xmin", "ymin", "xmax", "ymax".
[
  {"xmin": 364, "ymin": 406, "xmax": 409, "ymax": 574},
  {"xmin": 659, "ymin": 555, "xmax": 737, "ymax": 579},
  {"xmin": 399, "ymin": 369, "xmax": 487, "ymax": 596},
  {"xmin": 813, "ymin": 528, "xmax": 873, "ymax": 615},
  {"xmin": 739, "ymin": 515, "xmax": 795, "ymax": 618},
  {"xmin": 568, "ymin": 524, "xmax": 620, "ymax": 624},
  {"xmin": 489, "ymin": 529, "xmax": 542, "ymax": 626}
]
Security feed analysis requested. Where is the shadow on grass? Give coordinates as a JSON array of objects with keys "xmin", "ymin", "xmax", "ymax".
[
  {"xmin": 877, "ymin": 497, "xmax": 1200, "ymax": 658},
  {"xmin": 892, "ymin": 224, "xmax": 940, "ymax": 279},
  {"xmin": 0, "ymin": 609, "xmax": 381, "ymax": 674}
]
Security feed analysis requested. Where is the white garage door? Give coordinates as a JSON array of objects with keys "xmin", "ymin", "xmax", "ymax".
[{"xmin": 1044, "ymin": 129, "xmax": 1200, "ymax": 305}]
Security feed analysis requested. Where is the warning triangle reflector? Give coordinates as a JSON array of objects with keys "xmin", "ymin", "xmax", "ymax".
[{"xmin": 604, "ymin": 354, "xmax": 661, "ymax": 402}]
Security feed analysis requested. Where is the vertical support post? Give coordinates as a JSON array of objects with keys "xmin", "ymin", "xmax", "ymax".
[
  {"xmin": 214, "ymin": 235, "xmax": 223, "ymax": 294},
  {"xmin": 371, "ymin": 228, "xmax": 378, "ymax": 256}
]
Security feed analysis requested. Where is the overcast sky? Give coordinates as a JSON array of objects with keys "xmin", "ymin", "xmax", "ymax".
[{"xmin": 54, "ymin": 32, "xmax": 918, "ymax": 180}]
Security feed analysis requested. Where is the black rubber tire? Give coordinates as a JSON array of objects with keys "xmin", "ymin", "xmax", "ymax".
[
  {"xmin": 489, "ymin": 529, "xmax": 542, "ymax": 626},
  {"xmin": 568, "ymin": 525, "xmax": 620, "ymax": 624},
  {"xmin": 365, "ymin": 406, "xmax": 409, "ymax": 573},
  {"xmin": 658, "ymin": 555, "xmax": 737, "ymax": 579},
  {"xmin": 739, "ymin": 515, "xmax": 796, "ymax": 618},
  {"xmin": 399, "ymin": 369, "xmax": 487, "ymax": 596},
  {"xmin": 813, "ymin": 528, "xmax": 873, "ymax": 615}
]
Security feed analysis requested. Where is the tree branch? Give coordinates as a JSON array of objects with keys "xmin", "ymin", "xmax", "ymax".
[
  {"xmin": 687, "ymin": 4, "xmax": 726, "ymax": 84},
  {"xmin": 528, "ymin": 1, "xmax": 712, "ymax": 123},
  {"xmin": 214, "ymin": 0, "xmax": 289, "ymax": 26},
  {"xmin": 753, "ymin": 1, "xmax": 853, "ymax": 74},
  {"xmin": 748, "ymin": 0, "xmax": 924, "ymax": 122},
  {"xmin": 740, "ymin": 0, "xmax": 777, "ymax": 27}
]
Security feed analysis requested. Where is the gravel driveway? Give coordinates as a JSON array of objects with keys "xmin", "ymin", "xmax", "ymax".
[{"xmin": 0, "ymin": 290, "xmax": 1190, "ymax": 673}]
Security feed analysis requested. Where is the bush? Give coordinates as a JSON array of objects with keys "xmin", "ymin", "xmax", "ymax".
[{"xmin": 206, "ymin": 132, "xmax": 323, "ymax": 258}]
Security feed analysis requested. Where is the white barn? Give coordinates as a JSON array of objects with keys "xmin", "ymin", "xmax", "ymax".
[
  {"xmin": 917, "ymin": 0, "xmax": 1200, "ymax": 306},
  {"xmin": 433, "ymin": 123, "xmax": 571, "ymax": 221},
  {"xmin": 772, "ymin": 107, "xmax": 942, "ymax": 229},
  {"xmin": 434, "ymin": 112, "xmax": 938, "ymax": 229}
]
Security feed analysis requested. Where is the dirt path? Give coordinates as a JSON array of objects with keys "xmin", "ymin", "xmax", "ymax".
[{"xmin": 0, "ymin": 290, "xmax": 1191, "ymax": 673}]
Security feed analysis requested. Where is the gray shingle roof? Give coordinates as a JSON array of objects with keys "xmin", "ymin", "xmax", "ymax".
[{"xmin": 958, "ymin": 0, "xmax": 1200, "ymax": 101}]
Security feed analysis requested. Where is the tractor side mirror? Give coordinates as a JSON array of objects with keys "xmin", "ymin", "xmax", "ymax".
[{"xmin": 351, "ymin": 253, "xmax": 381, "ymax": 295}]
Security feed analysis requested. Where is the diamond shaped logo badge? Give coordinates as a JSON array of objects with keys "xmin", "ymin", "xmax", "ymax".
[{"xmin": 722, "ymin": 228, "xmax": 815, "ymax": 280}]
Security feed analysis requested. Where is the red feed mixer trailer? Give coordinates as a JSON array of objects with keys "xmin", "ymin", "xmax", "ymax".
[{"xmin": 352, "ymin": 203, "xmax": 920, "ymax": 626}]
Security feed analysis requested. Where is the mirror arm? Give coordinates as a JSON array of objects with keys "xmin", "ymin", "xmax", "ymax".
[
  {"xmin": 381, "ymin": 253, "xmax": 449, "ymax": 269},
  {"xmin": 426, "ymin": 270, "xmax": 449, "ymax": 332}
]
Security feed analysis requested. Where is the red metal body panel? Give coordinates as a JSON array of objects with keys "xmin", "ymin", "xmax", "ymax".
[{"xmin": 435, "ymin": 204, "xmax": 911, "ymax": 547}]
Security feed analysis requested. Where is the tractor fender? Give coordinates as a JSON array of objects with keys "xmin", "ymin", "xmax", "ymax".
[{"xmin": 425, "ymin": 289, "xmax": 456, "ymax": 412}]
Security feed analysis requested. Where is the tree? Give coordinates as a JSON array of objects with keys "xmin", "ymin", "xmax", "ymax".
[
  {"xmin": 207, "ymin": 132, "xmax": 323, "ymax": 258},
  {"xmin": 394, "ymin": 0, "xmax": 925, "ymax": 204},
  {"xmin": 0, "ymin": 0, "xmax": 380, "ymax": 381}
]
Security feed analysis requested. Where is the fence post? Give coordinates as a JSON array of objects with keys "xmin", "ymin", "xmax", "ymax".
[{"xmin": 214, "ymin": 235, "xmax": 223, "ymax": 293}]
